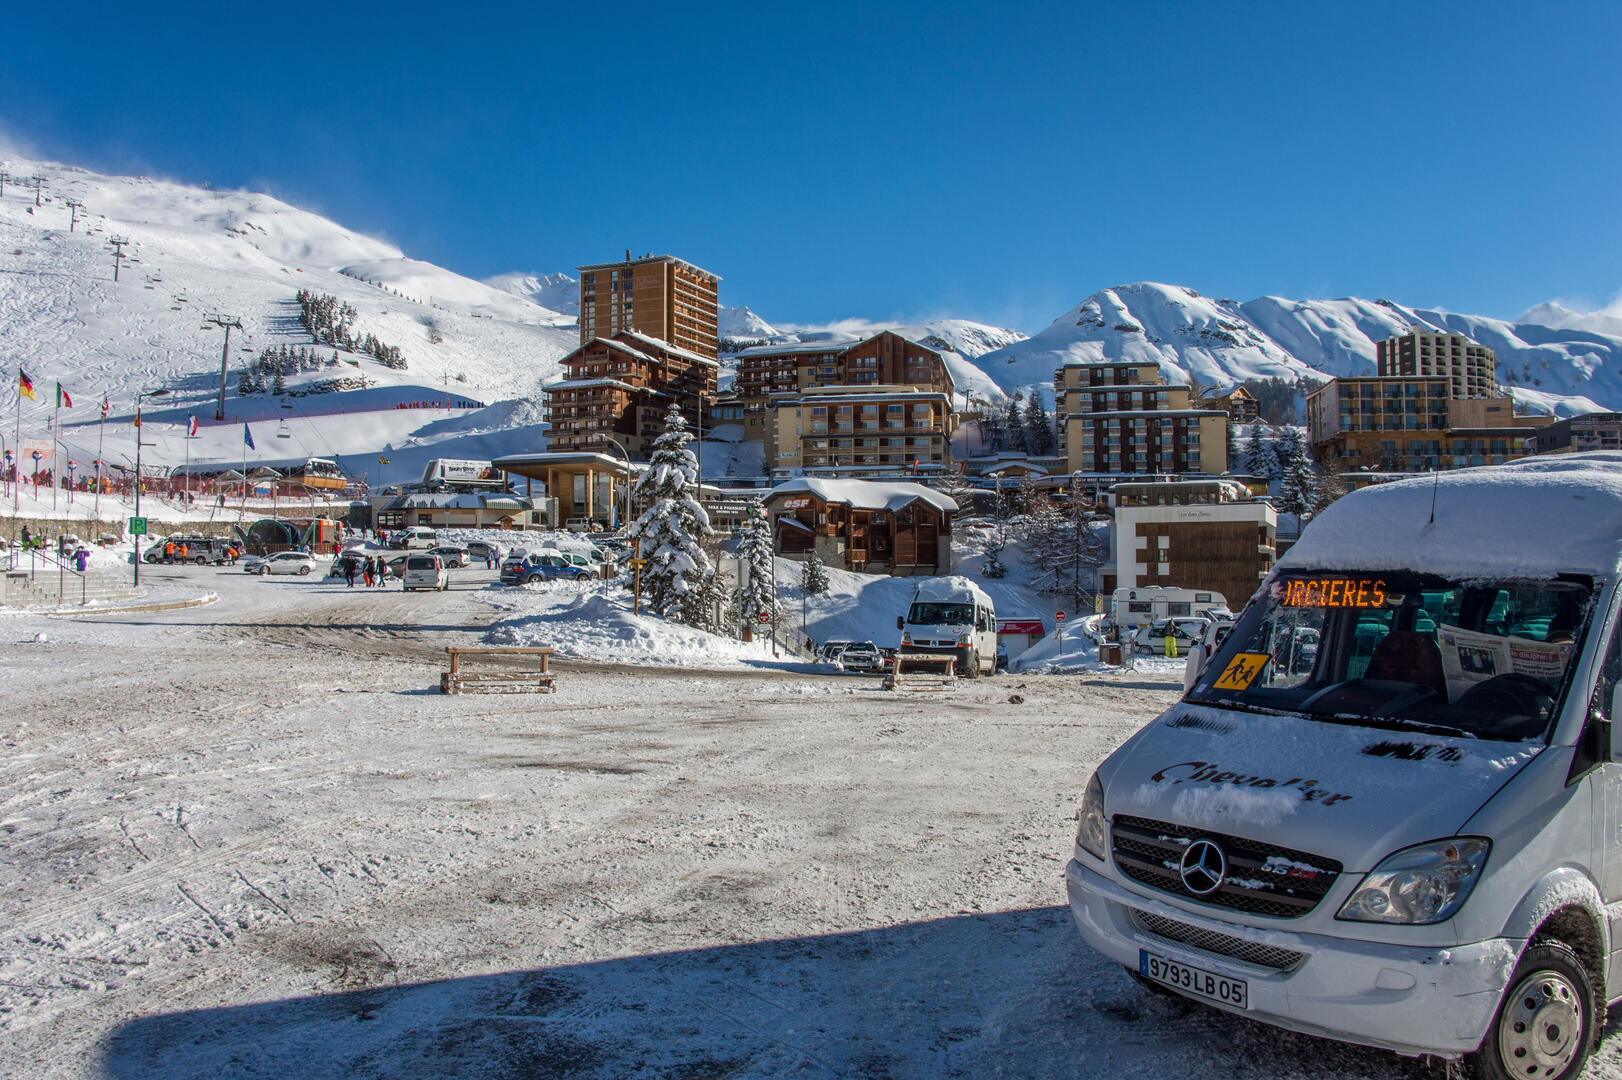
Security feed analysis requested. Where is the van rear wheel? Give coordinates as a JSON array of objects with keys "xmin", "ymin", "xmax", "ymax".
[{"xmin": 1467, "ymin": 940, "xmax": 1596, "ymax": 1080}]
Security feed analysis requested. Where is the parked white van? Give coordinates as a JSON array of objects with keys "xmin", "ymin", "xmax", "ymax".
[
  {"xmin": 896, "ymin": 576, "xmax": 997, "ymax": 677},
  {"xmin": 1067, "ymin": 453, "xmax": 1622, "ymax": 1077},
  {"xmin": 400, "ymin": 553, "xmax": 449, "ymax": 592},
  {"xmin": 390, "ymin": 526, "xmax": 438, "ymax": 550}
]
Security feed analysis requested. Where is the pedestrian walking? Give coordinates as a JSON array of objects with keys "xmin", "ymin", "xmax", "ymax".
[
  {"xmin": 374, "ymin": 556, "xmax": 387, "ymax": 587},
  {"xmin": 345, "ymin": 556, "xmax": 359, "ymax": 588},
  {"xmin": 74, "ymin": 548, "xmax": 89, "ymax": 573},
  {"xmin": 361, "ymin": 557, "xmax": 373, "ymax": 588}
]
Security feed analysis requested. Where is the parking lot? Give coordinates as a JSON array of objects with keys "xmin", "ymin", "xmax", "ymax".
[{"xmin": 3, "ymin": 566, "xmax": 1620, "ymax": 1078}]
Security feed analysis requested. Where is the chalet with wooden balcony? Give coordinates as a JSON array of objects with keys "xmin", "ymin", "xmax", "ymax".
[
  {"xmin": 543, "ymin": 330, "xmax": 718, "ymax": 459},
  {"xmin": 763, "ymin": 477, "xmax": 957, "ymax": 576},
  {"xmin": 732, "ymin": 331, "xmax": 954, "ymax": 442}
]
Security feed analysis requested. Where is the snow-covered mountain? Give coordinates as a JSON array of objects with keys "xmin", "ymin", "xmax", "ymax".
[
  {"xmin": 483, "ymin": 271, "xmax": 578, "ymax": 319},
  {"xmin": 976, "ymin": 282, "xmax": 1622, "ymax": 416},
  {"xmin": 719, "ymin": 305, "xmax": 781, "ymax": 341},
  {"xmin": 0, "ymin": 154, "xmax": 580, "ymax": 480}
]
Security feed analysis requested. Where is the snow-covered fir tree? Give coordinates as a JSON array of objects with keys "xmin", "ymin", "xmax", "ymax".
[
  {"xmin": 936, "ymin": 465, "xmax": 977, "ymax": 515},
  {"xmin": 1003, "ymin": 394, "xmax": 1026, "ymax": 453},
  {"xmin": 733, "ymin": 499, "xmax": 778, "ymax": 624},
  {"xmin": 626, "ymin": 403, "xmax": 712, "ymax": 621},
  {"xmin": 1243, "ymin": 426, "xmax": 1273, "ymax": 477},
  {"xmin": 1275, "ymin": 427, "xmax": 1317, "ymax": 515},
  {"xmin": 800, "ymin": 548, "xmax": 829, "ymax": 596},
  {"xmin": 1023, "ymin": 391, "xmax": 1055, "ymax": 456},
  {"xmin": 1020, "ymin": 479, "xmax": 1107, "ymax": 611}
]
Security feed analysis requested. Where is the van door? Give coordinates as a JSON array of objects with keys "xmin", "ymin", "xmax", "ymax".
[{"xmin": 1586, "ymin": 601, "xmax": 1622, "ymax": 994}]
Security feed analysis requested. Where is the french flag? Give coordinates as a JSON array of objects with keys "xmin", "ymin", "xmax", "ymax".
[{"xmin": 188, "ymin": 415, "xmax": 198, "ymax": 437}]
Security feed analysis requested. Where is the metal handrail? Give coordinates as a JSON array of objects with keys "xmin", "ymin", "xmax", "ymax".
[{"xmin": 17, "ymin": 546, "xmax": 91, "ymax": 606}]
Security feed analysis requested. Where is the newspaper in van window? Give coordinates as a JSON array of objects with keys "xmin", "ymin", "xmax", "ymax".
[{"xmin": 1438, "ymin": 624, "xmax": 1572, "ymax": 700}]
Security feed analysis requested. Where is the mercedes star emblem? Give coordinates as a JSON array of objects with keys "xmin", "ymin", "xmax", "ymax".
[{"xmin": 1179, "ymin": 839, "xmax": 1228, "ymax": 895}]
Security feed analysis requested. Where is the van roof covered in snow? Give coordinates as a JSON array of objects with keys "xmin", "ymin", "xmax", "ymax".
[
  {"xmin": 909, "ymin": 575, "xmax": 994, "ymax": 607},
  {"xmin": 1280, "ymin": 450, "xmax": 1622, "ymax": 581}
]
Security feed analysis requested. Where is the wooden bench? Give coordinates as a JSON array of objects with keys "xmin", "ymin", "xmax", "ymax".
[
  {"xmin": 441, "ymin": 646, "xmax": 556, "ymax": 694},
  {"xmin": 880, "ymin": 653, "xmax": 958, "ymax": 691}
]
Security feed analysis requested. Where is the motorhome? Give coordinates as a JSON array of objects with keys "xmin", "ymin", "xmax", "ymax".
[
  {"xmin": 896, "ymin": 576, "xmax": 997, "ymax": 677},
  {"xmin": 1067, "ymin": 452, "xmax": 1622, "ymax": 1078},
  {"xmin": 1110, "ymin": 586, "xmax": 1230, "ymax": 632}
]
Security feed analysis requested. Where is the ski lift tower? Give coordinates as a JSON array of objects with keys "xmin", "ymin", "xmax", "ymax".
[{"xmin": 204, "ymin": 313, "xmax": 244, "ymax": 421}]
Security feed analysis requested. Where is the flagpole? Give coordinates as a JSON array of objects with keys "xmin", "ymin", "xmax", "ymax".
[
  {"xmin": 11, "ymin": 380, "xmax": 20, "ymax": 556},
  {"xmin": 94, "ymin": 403, "xmax": 105, "ymax": 525},
  {"xmin": 51, "ymin": 388, "xmax": 60, "ymax": 513},
  {"xmin": 184, "ymin": 424, "xmax": 191, "ymax": 511},
  {"xmin": 239, "ymin": 425, "xmax": 248, "ymax": 522}
]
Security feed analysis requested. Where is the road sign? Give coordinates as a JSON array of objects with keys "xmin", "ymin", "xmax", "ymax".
[
  {"xmin": 1055, "ymin": 610, "xmax": 1067, "ymax": 622},
  {"xmin": 757, "ymin": 612, "xmax": 770, "ymax": 624},
  {"xmin": 129, "ymin": 517, "xmax": 147, "ymax": 535}
]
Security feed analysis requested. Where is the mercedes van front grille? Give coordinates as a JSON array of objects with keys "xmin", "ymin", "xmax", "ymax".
[
  {"xmin": 1111, "ymin": 815, "xmax": 1342, "ymax": 919},
  {"xmin": 1130, "ymin": 908, "xmax": 1307, "ymax": 971}
]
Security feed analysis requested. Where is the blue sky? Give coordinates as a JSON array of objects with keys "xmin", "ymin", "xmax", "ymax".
[{"xmin": 5, "ymin": 1, "xmax": 1619, "ymax": 333}]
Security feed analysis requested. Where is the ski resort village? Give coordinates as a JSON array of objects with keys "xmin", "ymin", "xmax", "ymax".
[{"xmin": 9, "ymin": 110, "xmax": 1622, "ymax": 1079}]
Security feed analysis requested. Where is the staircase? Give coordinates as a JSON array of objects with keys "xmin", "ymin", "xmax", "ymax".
[{"xmin": 1, "ymin": 563, "xmax": 148, "ymax": 609}]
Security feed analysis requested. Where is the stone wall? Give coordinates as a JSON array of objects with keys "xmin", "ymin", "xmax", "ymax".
[{"xmin": 0, "ymin": 515, "xmax": 243, "ymax": 545}]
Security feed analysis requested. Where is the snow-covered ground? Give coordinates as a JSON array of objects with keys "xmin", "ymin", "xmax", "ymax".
[{"xmin": 0, "ymin": 563, "xmax": 1557, "ymax": 1080}]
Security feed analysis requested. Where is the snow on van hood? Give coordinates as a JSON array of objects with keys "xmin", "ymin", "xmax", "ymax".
[
  {"xmin": 1283, "ymin": 452, "xmax": 1622, "ymax": 580},
  {"xmin": 1101, "ymin": 703, "xmax": 1541, "ymax": 872}
]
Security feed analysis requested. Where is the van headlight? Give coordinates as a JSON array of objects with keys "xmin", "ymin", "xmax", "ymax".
[
  {"xmin": 1336, "ymin": 838, "xmax": 1490, "ymax": 925},
  {"xmin": 958, "ymin": 632, "xmax": 973, "ymax": 645},
  {"xmin": 1075, "ymin": 773, "xmax": 1107, "ymax": 860}
]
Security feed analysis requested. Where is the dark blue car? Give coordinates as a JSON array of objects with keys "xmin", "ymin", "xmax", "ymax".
[{"xmin": 500, "ymin": 553, "xmax": 592, "ymax": 585}]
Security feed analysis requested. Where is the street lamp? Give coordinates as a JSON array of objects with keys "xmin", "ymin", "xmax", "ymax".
[
  {"xmin": 132, "ymin": 388, "xmax": 170, "ymax": 586},
  {"xmin": 602, "ymin": 435, "xmax": 634, "ymax": 531}
]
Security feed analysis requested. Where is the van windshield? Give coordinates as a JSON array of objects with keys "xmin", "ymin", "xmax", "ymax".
[
  {"xmin": 909, "ymin": 603, "xmax": 973, "ymax": 625},
  {"xmin": 1187, "ymin": 571, "xmax": 1592, "ymax": 742}
]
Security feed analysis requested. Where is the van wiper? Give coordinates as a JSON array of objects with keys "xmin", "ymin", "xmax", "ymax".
[
  {"xmin": 1197, "ymin": 697, "xmax": 1309, "ymax": 721},
  {"xmin": 1309, "ymin": 712, "xmax": 1478, "ymax": 740}
]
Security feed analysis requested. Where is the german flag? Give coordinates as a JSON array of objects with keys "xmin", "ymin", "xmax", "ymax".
[{"xmin": 18, "ymin": 369, "xmax": 35, "ymax": 401}]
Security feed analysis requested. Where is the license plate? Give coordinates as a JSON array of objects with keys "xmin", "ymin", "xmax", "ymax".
[{"xmin": 1139, "ymin": 949, "xmax": 1249, "ymax": 1009}]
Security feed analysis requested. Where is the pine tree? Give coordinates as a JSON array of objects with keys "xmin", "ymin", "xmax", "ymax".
[
  {"xmin": 626, "ymin": 403, "xmax": 713, "ymax": 621},
  {"xmin": 733, "ymin": 499, "xmax": 778, "ymax": 624},
  {"xmin": 1004, "ymin": 394, "xmax": 1027, "ymax": 453},
  {"xmin": 272, "ymin": 369, "xmax": 286, "ymax": 395},
  {"xmin": 1225, "ymin": 418, "xmax": 1239, "ymax": 472},
  {"xmin": 1023, "ymin": 391, "xmax": 1055, "ymax": 455},
  {"xmin": 1020, "ymin": 479, "xmax": 1107, "ymax": 611},
  {"xmin": 1243, "ymin": 425, "xmax": 1273, "ymax": 478},
  {"xmin": 800, "ymin": 548, "xmax": 829, "ymax": 596},
  {"xmin": 1276, "ymin": 428, "xmax": 1317, "ymax": 516}
]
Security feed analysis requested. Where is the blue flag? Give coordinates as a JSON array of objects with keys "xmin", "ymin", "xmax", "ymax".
[{"xmin": 243, "ymin": 422, "xmax": 255, "ymax": 450}]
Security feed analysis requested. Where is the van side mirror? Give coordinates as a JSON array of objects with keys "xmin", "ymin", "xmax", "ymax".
[{"xmin": 896, "ymin": 616, "xmax": 905, "ymax": 630}]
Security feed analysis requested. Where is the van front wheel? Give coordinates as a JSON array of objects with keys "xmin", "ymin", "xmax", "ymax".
[{"xmin": 1468, "ymin": 940, "xmax": 1596, "ymax": 1080}]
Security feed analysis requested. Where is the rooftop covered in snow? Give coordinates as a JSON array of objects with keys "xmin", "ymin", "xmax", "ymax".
[{"xmin": 766, "ymin": 477, "xmax": 958, "ymax": 514}]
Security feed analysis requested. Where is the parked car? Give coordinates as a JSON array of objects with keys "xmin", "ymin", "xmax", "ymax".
[
  {"xmin": 564, "ymin": 517, "xmax": 594, "ymax": 533},
  {"xmin": 384, "ymin": 554, "xmax": 408, "ymax": 579},
  {"xmin": 328, "ymin": 553, "xmax": 369, "ymax": 579},
  {"xmin": 834, "ymin": 641, "xmax": 884, "ymax": 673},
  {"xmin": 816, "ymin": 639, "xmax": 855, "ymax": 664},
  {"xmin": 401, "ymin": 553, "xmax": 450, "ymax": 591},
  {"xmin": 537, "ymin": 547, "xmax": 608, "ymax": 578},
  {"xmin": 500, "ymin": 553, "xmax": 593, "ymax": 585},
  {"xmin": 1131, "ymin": 617, "xmax": 1212, "ymax": 656},
  {"xmin": 464, "ymin": 539, "xmax": 506, "ymax": 565},
  {"xmin": 426, "ymin": 545, "xmax": 468, "ymax": 568},
  {"xmin": 241, "ymin": 551, "xmax": 317, "ymax": 576}
]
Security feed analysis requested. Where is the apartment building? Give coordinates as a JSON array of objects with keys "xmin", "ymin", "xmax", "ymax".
[
  {"xmin": 1055, "ymin": 361, "xmax": 1228, "ymax": 475},
  {"xmin": 1107, "ymin": 479, "xmax": 1276, "ymax": 607},
  {"xmin": 542, "ymin": 329, "xmax": 719, "ymax": 459},
  {"xmin": 768, "ymin": 384, "xmax": 953, "ymax": 478},
  {"xmin": 733, "ymin": 332, "xmax": 954, "ymax": 439},
  {"xmin": 577, "ymin": 253, "xmax": 721, "ymax": 360},
  {"xmin": 1523, "ymin": 412, "xmax": 1622, "ymax": 455},
  {"xmin": 1304, "ymin": 375, "xmax": 1549, "ymax": 472},
  {"xmin": 1376, "ymin": 331, "xmax": 1498, "ymax": 400}
]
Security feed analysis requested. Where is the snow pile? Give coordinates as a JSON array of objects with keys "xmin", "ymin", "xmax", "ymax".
[
  {"xmin": 485, "ymin": 585, "xmax": 778, "ymax": 668},
  {"xmin": 1282, "ymin": 450, "xmax": 1622, "ymax": 579}
]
